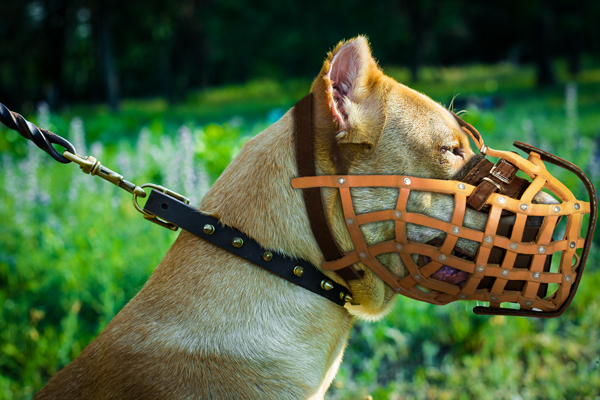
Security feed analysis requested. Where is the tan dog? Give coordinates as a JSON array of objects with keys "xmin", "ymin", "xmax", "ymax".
[{"xmin": 35, "ymin": 36, "xmax": 538, "ymax": 399}]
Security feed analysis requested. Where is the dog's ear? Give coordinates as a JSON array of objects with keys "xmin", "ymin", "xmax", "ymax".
[{"xmin": 312, "ymin": 36, "xmax": 386, "ymax": 154}]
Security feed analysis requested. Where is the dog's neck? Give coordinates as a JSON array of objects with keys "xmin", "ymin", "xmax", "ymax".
[
  {"xmin": 200, "ymin": 109, "xmax": 329, "ymax": 270},
  {"xmin": 191, "ymin": 108, "xmax": 353, "ymax": 395}
]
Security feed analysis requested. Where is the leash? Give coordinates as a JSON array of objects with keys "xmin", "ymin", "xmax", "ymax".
[{"xmin": 0, "ymin": 102, "xmax": 353, "ymax": 306}]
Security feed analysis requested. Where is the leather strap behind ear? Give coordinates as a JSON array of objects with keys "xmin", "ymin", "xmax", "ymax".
[{"xmin": 294, "ymin": 94, "xmax": 364, "ymax": 281}]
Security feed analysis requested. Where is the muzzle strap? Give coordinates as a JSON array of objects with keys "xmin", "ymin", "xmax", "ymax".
[
  {"xmin": 294, "ymin": 93, "xmax": 364, "ymax": 281},
  {"xmin": 461, "ymin": 157, "xmax": 529, "ymax": 211}
]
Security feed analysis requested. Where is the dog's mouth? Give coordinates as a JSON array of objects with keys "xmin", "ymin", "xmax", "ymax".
[{"xmin": 414, "ymin": 237, "xmax": 473, "ymax": 286}]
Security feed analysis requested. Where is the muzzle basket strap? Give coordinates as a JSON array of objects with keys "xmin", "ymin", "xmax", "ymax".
[{"xmin": 294, "ymin": 93, "xmax": 364, "ymax": 281}]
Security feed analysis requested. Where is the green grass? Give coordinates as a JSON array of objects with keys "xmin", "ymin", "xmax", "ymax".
[{"xmin": 1, "ymin": 61, "xmax": 600, "ymax": 399}]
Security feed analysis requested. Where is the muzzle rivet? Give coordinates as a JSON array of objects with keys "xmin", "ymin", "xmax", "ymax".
[
  {"xmin": 569, "ymin": 241, "xmax": 576, "ymax": 249},
  {"xmin": 438, "ymin": 254, "xmax": 447, "ymax": 262},
  {"xmin": 484, "ymin": 236, "xmax": 493, "ymax": 244},
  {"xmin": 574, "ymin": 203, "xmax": 581, "ymax": 210},
  {"xmin": 509, "ymin": 243, "xmax": 518, "ymax": 250},
  {"xmin": 394, "ymin": 210, "xmax": 402, "ymax": 219},
  {"xmin": 532, "ymin": 272, "xmax": 541, "ymax": 279},
  {"xmin": 537, "ymin": 246, "xmax": 546, "ymax": 254},
  {"xmin": 396, "ymin": 244, "xmax": 403, "ymax": 251},
  {"xmin": 459, "ymin": 294, "xmax": 467, "ymax": 300},
  {"xmin": 520, "ymin": 203, "xmax": 528, "ymax": 211},
  {"xmin": 490, "ymin": 295, "xmax": 498, "ymax": 302},
  {"xmin": 263, "ymin": 251, "xmax": 273, "ymax": 262},
  {"xmin": 203, "ymin": 224, "xmax": 215, "ymax": 235},
  {"xmin": 321, "ymin": 280, "xmax": 334, "ymax": 290},
  {"xmin": 414, "ymin": 274, "xmax": 422, "ymax": 280},
  {"xmin": 359, "ymin": 252, "xmax": 367, "ymax": 259},
  {"xmin": 458, "ymin": 183, "xmax": 466, "ymax": 191},
  {"xmin": 476, "ymin": 265, "xmax": 485, "ymax": 273},
  {"xmin": 337, "ymin": 177, "xmax": 345, "ymax": 185},
  {"xmin": 501, "ymin": 269, "xmax": 510, "ymax": 277},
  {"xmin": 346, "ymin": 218, "xmax": 354, "ymax": 225},
  {"xmin": 565, "ymin": 275, "xmax": 572, "ymax": 282},
  {"xmin": 293, "ymin": 266, "xmax": 304, "ymax": 276},
  {"xmin": 553, "ymin": 206, "xmax": 561, "ymax": 213},
  {"xmin": 525, "ymin": 300, "xmax": 533, "ymax": 306},
  {"xmin": 403, "ymin": 177, "xmax": 412, "ymax": 185},
  {"xmin": 232, "ymin": 237, "xmax": 244, "ymax": 247},
  {"xmin": 497, "ymin": 196, "xmax": 506, "ymax": 204},
  {"xmin": 452, "ymin": 227, "xmax": 460, "ymax": 235}
]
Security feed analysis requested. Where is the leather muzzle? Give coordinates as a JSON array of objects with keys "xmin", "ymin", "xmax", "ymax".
[{"xmin": 292, "ymin": 94, "xmax": 597, "ymax": 318}]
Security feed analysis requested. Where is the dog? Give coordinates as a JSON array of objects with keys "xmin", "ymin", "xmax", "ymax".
[{"xmin": 34, "ymin": 36, "xmax": 556, "ymax": 399}]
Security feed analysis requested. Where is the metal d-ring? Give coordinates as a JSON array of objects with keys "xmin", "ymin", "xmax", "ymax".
[{"xmin": 133, "ymin": 183, "xmax": 190, "ymax": 231}]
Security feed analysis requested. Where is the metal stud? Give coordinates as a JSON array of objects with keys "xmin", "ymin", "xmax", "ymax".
[
  {"xmin": 553, "ymin": 206, "xmax": 560, "ymax": 213},
  {"xmin": 520, "ymin": 203, "xmax": 528, "ymax": 211},
  {"xmin": 344, "ymin": 294, "xmax": 354, "ymax": 302},
  {"xmin": 438, "ymin": 254, "xmax": 447, "ymax": 262},
  {"xmin": 484, "ymin": 236, "xmax": 493, "ymax": 244},
  {"xmin": 396, "ymin": 244, "xmax": 404, "ymax": 251},
  {"xmin": 203, "ymin": 224, "xmax": 215, "ymax": 235},
  {"xmin": 476, "ymin": 265, "xmax": 485, "ymax": 273},
  {"xmin": 321, "ymin": 280, "xmax": 334, "ymax": 290},
  {"xmin": 346, "ymin": 218, "xmax": 354, "ymax": 225},
  {"xmin": 263, "ymin": 251, "xmax": 273, "ymax": 262},
  {"xmin": 337, "ymin": 177, "xmax": 345, "ymax": 185},
  {"xmin": 458, "ymin": 183, "xmax": 466, "ymax": 191},
  {"xmin": 414, "ymin": 274, "xmax": 422, "ymax": 280},
  {"xmin": 232, "ymin": 237, "xmax": 244, "ymax": 248},
  {"xmin": 501, "ymin": 269, "xmax": 510, "ymax": 277},
  {"xmin": 574, "ymin": 203, "xmax": 581, "ymax": 210},
  {"xmin": 490, "ymin": 295, "xmax": 498, "ymax": 302},
  {"xmin": 537, "ymin": 246, "xmax": 546, "ymax": 254},
  {"xmin": 525, "ymin": 300, "xmax": 533, "ymax": 307},
  {"xmin": 565, "ymin": 275, "xmax": 572, "ymax": 282},
  {"xmin": 293, "ymin": 266, "xmax": 304, "ymax": 276},
  {"xmin": 395, "ymin": 287, "xmax": 402, "ymax": 293},
  {"xmin": 394, "ymin": 210, "xmax": 402, "ymax": 219},
  {"xmin": 497, "ymin": 196, "xmax": 506, "ymax": 204},
  {"xmin": 359, "ymin": 252, "xmax": 367, "ymax": 259},
  {"xmin": 532, "ymin": 272, "xmax": 541, "ymax": 279},
  {"xmin": 459, "ymin": 294, "xmax": 468, "ymax": 300},
  {"xmin": 569, "ymin": 241, "xmax": 576, "ymax": 249},
  {"xmin": 452, "ymin": 227, "xmax": 460, "ymax": 235},
  {"xmin": 509, "ymin": 243, "xmax": 518, "ymax": 250},
  {"xmin": 403, "ymin": 177, "xmax": 412, "ymax": 185}
]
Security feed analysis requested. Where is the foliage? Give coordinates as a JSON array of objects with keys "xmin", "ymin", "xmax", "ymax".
[
  {"xmin": 1, "ymin": 63, "xmax": 600, "ymax": 399},
  {"xmin": 1, "ymin": 0, "xmax": 600, "ymax": 107}
]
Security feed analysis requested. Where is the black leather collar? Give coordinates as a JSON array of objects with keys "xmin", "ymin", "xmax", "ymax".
[{"xmin": 143, "ymin": 189, "xmax": 352, "ymax": 306}]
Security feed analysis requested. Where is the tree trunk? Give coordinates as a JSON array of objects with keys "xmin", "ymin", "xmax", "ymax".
[
  {"xmin": 98, "ymin": 0, "xmax": 120, "ymax": 111},
  {"xmin": 535, "ymin": 0, "xmax": 556, "ymax": 87},
  {"xmin": 43, "ymin": 0, "xmax": 67, "ymax": 109}
]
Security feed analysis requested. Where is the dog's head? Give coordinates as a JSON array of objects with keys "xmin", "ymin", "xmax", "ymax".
[
  {"xmin": 306, "ymin": 36, "xmax": 476, "ymax": 318},
  {"xmin": 306, "ymin": 37, "xmax": 590, "ymax": 319}
]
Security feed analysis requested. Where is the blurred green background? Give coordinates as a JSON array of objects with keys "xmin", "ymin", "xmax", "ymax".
[{"xmin": 1, "ymin": 1, "xmax": 600, "ymax": 399}]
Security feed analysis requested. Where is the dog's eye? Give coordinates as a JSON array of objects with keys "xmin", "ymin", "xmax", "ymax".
[
  {"xmin": 441, "ymin": 146, "xmax": 465, "ymax": 159},
  {"xmin": 453, "ymin": 147, "xmax": 465, "ymax": 159}
]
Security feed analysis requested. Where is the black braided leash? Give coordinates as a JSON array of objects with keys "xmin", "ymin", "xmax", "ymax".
[{"xmin": 0, "ymin": 103, "xmax": 76, "ymax": 163}]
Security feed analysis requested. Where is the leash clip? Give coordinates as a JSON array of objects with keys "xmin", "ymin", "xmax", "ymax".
[
  {"xmin": 133, "ymin": 183, "xmax": 190, "ymax": 231},
  {"xmin": 63, "ymin": 151, "xmax": 146, "ymax": 197}
]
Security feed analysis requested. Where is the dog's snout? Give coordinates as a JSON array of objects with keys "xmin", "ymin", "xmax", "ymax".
[{"xmin": 532, "ymin": 190, "xmax": 559, "ymax": 205}]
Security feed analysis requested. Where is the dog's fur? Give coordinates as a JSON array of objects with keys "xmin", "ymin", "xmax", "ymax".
[{"xmin": 35, "ymin": 36, "xmax": 508, "ymax": 399}]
